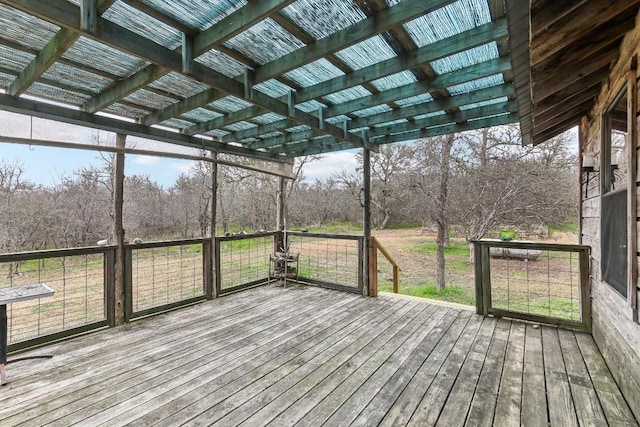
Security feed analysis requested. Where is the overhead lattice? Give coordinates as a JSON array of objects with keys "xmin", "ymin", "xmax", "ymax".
[{"xmin": 0, "ymin": 0, "xmax": 515, "ymax": 161}]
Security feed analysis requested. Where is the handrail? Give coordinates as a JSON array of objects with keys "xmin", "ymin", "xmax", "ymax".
[{"xmin": 369, "ymin": 236, "xmax": 401, "ymax": 296}]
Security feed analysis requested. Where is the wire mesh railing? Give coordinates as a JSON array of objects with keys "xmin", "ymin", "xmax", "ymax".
[
  {"xmin": 0, "ymin": 231, "xmax": 366, "ymax": 350},
  {"xmin": 473, "ymin": 240, "xmax": 591, "ymax": 331},
  {"xmin": 215, "ymin": 232, "xmax": 276, "ymax": 296},
  {"xmin": 126, "ymin": 239, "xmax": 210, "ymax": 319},
  {"xmin": 0, "ymin": 247, "xmax": 113, "ymax": 351},
  {"xmin": 287, "ymin": 232, "xmax": 363, "ymax": 294}
]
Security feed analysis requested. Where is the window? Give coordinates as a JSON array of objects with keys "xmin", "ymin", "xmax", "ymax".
[{"xmin": 601, "ymin": 87, "xmax": 628, "ymax": 298}]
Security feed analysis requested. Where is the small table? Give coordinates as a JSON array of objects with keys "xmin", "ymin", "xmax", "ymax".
[{"xmin": 0, "ymin": 283, "xmax": 54, "ymax": 385}]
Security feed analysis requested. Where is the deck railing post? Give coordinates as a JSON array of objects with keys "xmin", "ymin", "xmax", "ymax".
[
  {"xmin": 214, "ymin": 238, "xmax": 222, "ymax": 298},
  {"xmin": 368, "ymin": 237, "xmax": 378, "ymax": 297},
  {"xmin": 579, "ymin": 247, "xmax": 592, "ymax": 332},
  {"xmin": 104, "ymin": 247, "xmax": 116, "ymax": 327},
  {"xmin": 473, "ymin": 241, "xmax": 484, "ymax": 315},
  {"xmin": 204, "ymin": 240, "xmax": 214, "ymax": 300},
  {"xmin": 480, "ymin": 243, "xmax": 491, "ymax": 316},
  {"xmin": 124, "ymin": 247, "xmax": 133, "ymax": 322}
]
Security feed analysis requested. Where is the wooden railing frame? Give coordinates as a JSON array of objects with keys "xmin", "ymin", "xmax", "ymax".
[
  {"xmin": 215, "ymin": 232, "xmax": 278, "ymax": 296},
  {"xmin": 0, "ymin": 245, "xmax": 116, "ymax": 351},
  {"xmin": 369, "ymin": 236, "xmax": 401, "ymax": 297},
  {"xmin": 473, "ymin": 239, "xmax": 592, "ymax": 332},
  {"xmin": 124, "ymin": 238, "xmax": 211, "ymax": 320},
  {"xmin": 287, "ymin": 231, "xmax": 364, "ymax": 294}
]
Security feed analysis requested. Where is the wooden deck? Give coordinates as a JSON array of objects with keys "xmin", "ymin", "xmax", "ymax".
[{"xmin": 0, "ymin": 284, "xmax": 637, "ymax": 426}]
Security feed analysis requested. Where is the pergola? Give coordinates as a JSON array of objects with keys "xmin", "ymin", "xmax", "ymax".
[
  {"xmin": 0, "ymin": 0, "xmax": 636, "ymax": 156},
  {"xmin": 0, "ymin": 0, "xmax": 516, "ymax": 161}
]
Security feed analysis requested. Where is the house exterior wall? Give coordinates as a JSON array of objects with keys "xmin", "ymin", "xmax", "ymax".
[{"xmin": 580, "ymin": 10, "xmax": 640, "ymax": 419}]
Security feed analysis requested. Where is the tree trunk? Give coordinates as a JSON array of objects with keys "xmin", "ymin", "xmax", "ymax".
[
  {"xmin": 435, "ymin": 134, "xmax": 454, "ymax": 291},
  {"xmin": 379, "ymin": 208, "xmax": 391, "ymax": 230},
  {"xmin": 436, "ymin": 220, "xmax": 447, "ymax": 290},
  {"xmin": 468, "ymin": 240, "xmax": 475, "ymax": 263}
]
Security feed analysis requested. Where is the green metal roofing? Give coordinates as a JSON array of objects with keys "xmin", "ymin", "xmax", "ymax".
[{"xmin": 0, "ymin": 0, "xmax": 517, "ymax": 161}]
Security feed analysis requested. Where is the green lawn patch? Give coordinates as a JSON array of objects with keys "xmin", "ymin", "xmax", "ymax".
[
  {"xmin": 402, "ymin": 284, "xmax": 475, "ymax": 306},
  {"xmin": 414, "ymin": 241, "xmax": 469, "ymax": 256}
]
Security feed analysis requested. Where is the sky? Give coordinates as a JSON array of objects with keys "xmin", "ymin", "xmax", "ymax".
[{"xmin": 0, "ymin": 110, "xmax": 356, "ymax": 187}]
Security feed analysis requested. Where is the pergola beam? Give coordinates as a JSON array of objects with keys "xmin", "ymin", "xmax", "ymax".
[
  {"xmin": 277, "ymin": 101, "xmax": 517, "ymax": 156},
  {"xmin": 0, "ymin": 93, "xmax": 286, "ymax": 162},
  {"xmin": 141, "ymin": 87, "xmax": 223, "ymax": 126},
  {"xmin": 350, "ymin": 85, "xmax": 515, "ymax": 130},
  {"xmin": 83, "ymin": 64, "xmax": 166, "ymax": 113},
  {"xmin": 328, "ymin": 57, "xmax": 511, "ymax": 117},
  {"xmin": 185, "ymin": 105, "xmax": 264, "ymax": 136},
  {"xmin": 294, "ymin": 19, "xmax": 508, "ymax": 104},
  {"xmin": 6, "ymin": 0, "xmax": 115, "ymax": 97},
  {"xmin": 82, "ymin": 0, "xmax": 294, "ymax": 116},
  {"xmin": 219, "ymin": 57, "xmax": 511, "ymax": 143},
  {"xmin": 253, "ymin": 0, "xmax": 457, "ymax": 83},
  {"xmin": 285, "ymin": 112, "xmax": 517, "ymax": 157},
  {"xmin": 193, "ymin": 0, "xmax": 296, "ymax": 57},
  {"xmin": 250, "ymin": 83, "xmax": 514, "ymax": 149},
  {"xmin": 371, "ymin": 112, "xmax": 518, "ymax": 145}
]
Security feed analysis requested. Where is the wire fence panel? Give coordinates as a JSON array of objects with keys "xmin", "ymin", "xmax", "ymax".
[
  {"xmin": 474, "ymin": 240, "xmax": 591, "ymax": 331},
  {"xmin": 0, "ymin": 247, "xmax": 111, "ymax": 349},
  {"xmin": 216, "ymin": 233, "xmax": 275, "ymax": 295},
  {"xmin": 287, "ymin": 232, "xmax": 363, "ymax": 293},
  {"xmin": 127, "ymin": 239, "xmax": 207, "ymax": 318}
]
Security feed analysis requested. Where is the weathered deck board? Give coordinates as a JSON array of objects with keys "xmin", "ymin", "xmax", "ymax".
[
  {"xmin": 493, "ymin": 321, "xmax": 525, "ymax": 426},
  {"xmin": 521, "ymin": 324, "xmax": 548, "ymax": 427},
  {"xmin": 542, "ymin": 326, "xmax": 579, "ymax": 427},
  {"xmin": 0, "ymin": 284, "xmax": 636, "ymax": 427},
  {"xmin": 557, "ymin": 328, "xmax": 608, "ymax": 426},
  {"xmin": 464, "ymin": 318, "xmax": 510, "ymax": 427},
  {"xmin": 575, "ymin": 332, "xmax": 638, "ymax": 425}
]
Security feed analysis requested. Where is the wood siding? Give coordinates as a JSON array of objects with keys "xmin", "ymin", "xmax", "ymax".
[{"xmin": 580, "ymin": 8, "xmax": 640, "ymax": 419}]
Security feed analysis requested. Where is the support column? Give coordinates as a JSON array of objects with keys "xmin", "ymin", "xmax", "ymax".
[
  {"xmin": 112, "ymin": 133, "xmax": 126, "ymax": 326},
  {"xmin": 363, "ymin": 148, "xmax": 371, "ymax": 297},
  {"xmin": 208, "ymin": 151, "xmax": 218, "ymax": 299},
  {"xmin": 275, "ymin": 176, "xmax": 286, "ymax": 251}
]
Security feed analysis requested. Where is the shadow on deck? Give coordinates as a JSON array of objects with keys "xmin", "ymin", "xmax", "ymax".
[{"xmin": 0, "ymin": 284, "xmax": 637, "ymax": 426}]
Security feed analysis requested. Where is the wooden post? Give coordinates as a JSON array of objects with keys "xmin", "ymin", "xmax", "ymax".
[
  {"xmin": 480, "ymin": 244, "xmax": 491, "ymax": 316},
  {"xmin": 363, "ymin": 147, "xmax": 371, "ymax": 297},
  {"xmin": 368, "ymin": 237, "xmax": 378, "ymax": 297},
  {"xmin": 393, "ymin": 265, "xmax": 399, "ymax": 294},
  {"xmin": 113, "ymin": 133, "xmax": 126, "ymax": 326},
  {"xmin": 275, "ymin": 176, "xmax": 286, "ymax": 251},
  {"xmin": 627, "ymin": 68, "xmax": 638, "ymax": 319},
  {"xmin": 208, "ymin": 151, "xmax": 217, "ymax": 299},
  {"xmin": 473, "ymin": 241, "xmax": 484, "ymax": 315},
  {"xmin": 579, "ymin": 247, "xmax": 592, "ymax": 332}
]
